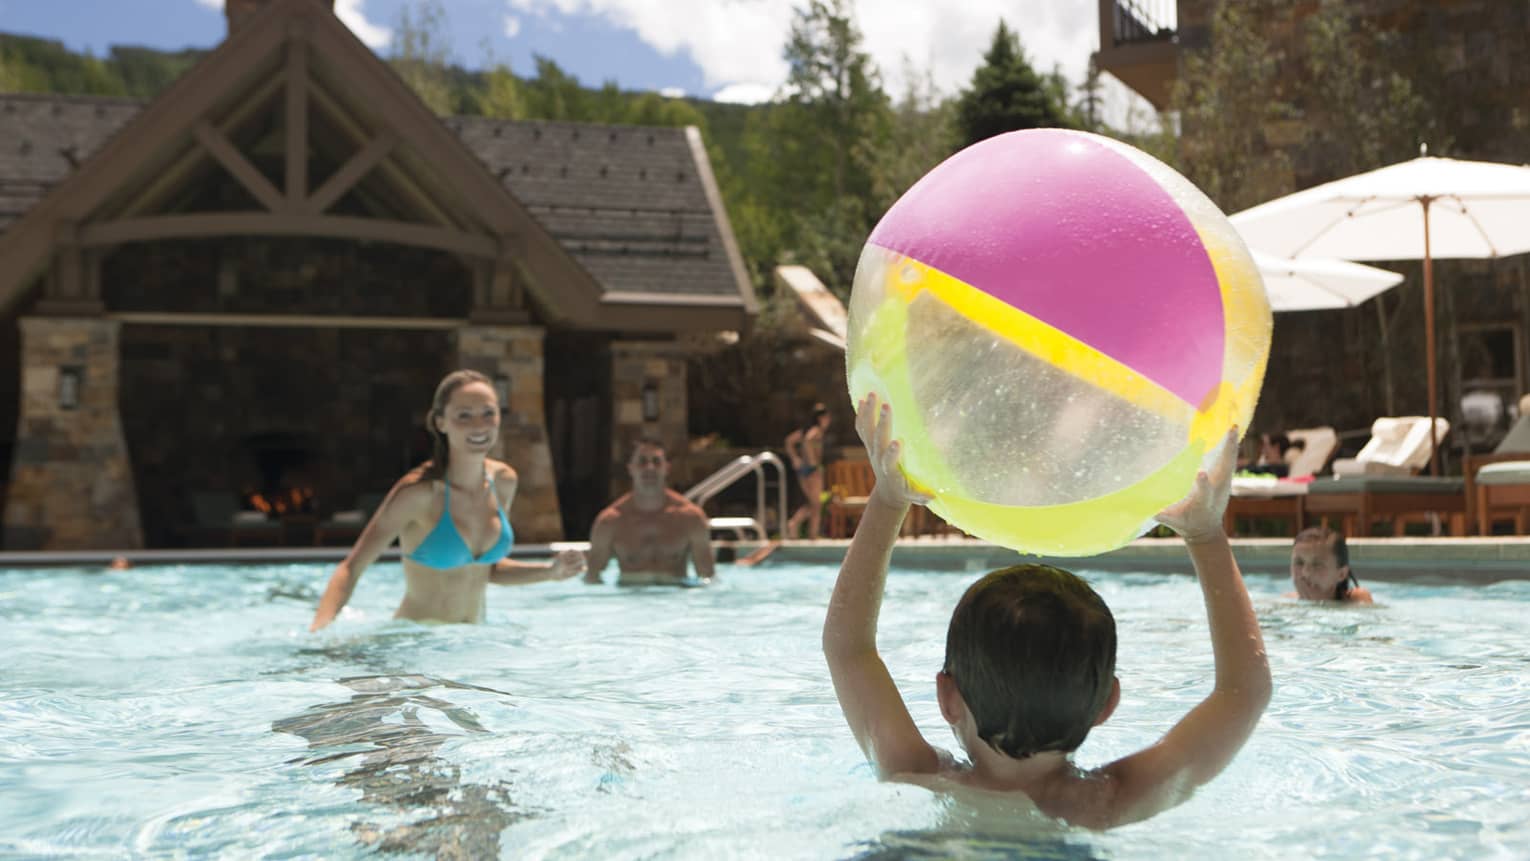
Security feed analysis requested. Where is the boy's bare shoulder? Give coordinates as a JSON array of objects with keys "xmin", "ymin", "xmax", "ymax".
[{"xmin": 900, "ymin": 762, "xmax": 1125, "ymax": 830}]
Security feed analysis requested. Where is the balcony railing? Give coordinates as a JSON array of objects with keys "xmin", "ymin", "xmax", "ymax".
[
  {"xmin": 1113, "ymin": 0, "xmax": 1177, "ymax": 45},
  {"xmin": 1096, "ymin": 0, "xmax": 1180, "ymax": 108}
]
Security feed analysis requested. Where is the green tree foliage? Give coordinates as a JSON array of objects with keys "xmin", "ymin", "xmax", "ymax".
[
  {"xmin": 0, "ymin": 45, "xmax": 17, "ymax": 93},
  {"xmin": 1170, "ymin": 0, "xmax": 1294, "ymax": 212},
  {"xmin": 0, "ymin": 34, "xmax": 126, "ymax": 96},
  {"xmin": 1075, "ymin": 56, "xmax": 1105, "ymax": 132},
  {"xmin": 1301, "ymin": 2, "xmax": 1435, "ymax": 177},
  {"xmin": 520, "ymin": 56, "xmax": 587, "ymax": 120},
  {"xmin": 475, "ymin": 64, "xmax": 522, "ymax": 119},
  {"xmin": 109, "ymin": 46, "xmax": 203, "ymax": 99},
  {"xmin": 389, "ymin": 0, "xmax": 454, "ymax": 115},
  {"xmin": 746, "ymin": 0, "xmax": 891, "ymax": 296},
  {"xmin": 865, "ymin": 61, "xmax": 958, "ymax": 217},
  {"xmin": 953, "ymin": 21, "xmax": 1071, "ymax": 148}
]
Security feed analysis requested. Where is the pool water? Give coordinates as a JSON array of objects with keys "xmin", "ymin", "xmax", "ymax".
[{"xmin": 2, "ymin": 560, "xmax": 1528, "ymax": 859}]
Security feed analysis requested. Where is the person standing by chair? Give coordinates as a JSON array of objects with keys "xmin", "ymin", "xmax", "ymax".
[
  {"xmin": 785, "ymin": 404, "xmax": 832, "ymax": 539},
  {"xmin": 309, "ymin": 370, "xmax": 584, "ymax": 631}
]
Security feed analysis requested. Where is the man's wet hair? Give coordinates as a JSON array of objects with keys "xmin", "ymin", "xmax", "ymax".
[
  {"xmin": 943, "ymin": 564, "xmax": 1117, "ymax": 759},
  {"xmin": 628, "ymin": 437, "xmax": 668, "ymax": 462}
]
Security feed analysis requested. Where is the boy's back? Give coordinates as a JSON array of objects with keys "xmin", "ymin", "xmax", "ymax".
[{"xmin": 823, "ymin": 394, "xmax": 1271, "ymax": 829}]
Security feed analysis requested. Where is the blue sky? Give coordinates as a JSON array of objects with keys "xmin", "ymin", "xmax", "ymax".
[{"xmin": 0, "ymin": 0, "xmax": 1152, "ymax": 121}]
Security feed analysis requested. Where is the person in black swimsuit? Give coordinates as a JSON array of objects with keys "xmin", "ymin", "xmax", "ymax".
[{"xmin": 785, "ymin": 403, "xmax": 833, "ymax": 539}]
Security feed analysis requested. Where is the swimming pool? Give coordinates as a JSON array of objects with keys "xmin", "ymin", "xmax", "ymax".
[{"xmin": 2, "ymin": 559, "xmax": 1528, "ymax": 859}]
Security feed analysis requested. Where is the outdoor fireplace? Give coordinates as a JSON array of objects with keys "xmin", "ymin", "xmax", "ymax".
[{"xmin": 240, "ymin": 431, "xmax": 319, "ymax": 516}]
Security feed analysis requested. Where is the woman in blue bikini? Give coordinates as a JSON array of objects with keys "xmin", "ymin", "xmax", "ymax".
[{"xmin": 309, "ymin": 370, "xmax": 584, "ymax": 631}]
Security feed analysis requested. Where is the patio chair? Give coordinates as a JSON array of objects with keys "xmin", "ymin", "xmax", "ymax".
[
  {"xmin": 1465, "ymin": 404, "xmax": 1530, "ymax": 534},
  {"xmin": 1224, "ymin": 426, "xmax": 1338, "ymax": 536},
  {"xmin": 1306, "ymin": 417, "xmax": 1464, "ymax": 536},
  {"xmin": 825, "ymin": 459, "xmax": 874, "ymax": 539},
  {"xmin": 189, "ymin": 491, "xmax": 283, "ymax": 547},
  {"xmin": 314, "ymin": 491, "xmax": 387, "ymax": 546}
]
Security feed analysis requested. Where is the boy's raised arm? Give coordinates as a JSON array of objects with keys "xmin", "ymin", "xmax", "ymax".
[
  {"xmin": 823, "ymin": 394, "xmax": 941, "ymax": 778},
  {"xmin": 1096, "ymin": 429, "xmax": 1273, "ymax": 827}
]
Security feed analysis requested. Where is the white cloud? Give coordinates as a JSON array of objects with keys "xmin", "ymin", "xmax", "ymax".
[
  {"xmin": 709, "ymin": 82, "xmax": 775, "ymax": 105},
  {"xmin": 503, "ymin": 0, "xmax": 1149, "ymax": 122},
  {"xmin": 335, "ymin": 0, "xmax": 392, "ymax": 48},
  {"xmin": 193, "ymin": 0, "xmax": 223, "ymax": 8},
  {"xmin": 658, "ymin": 86, "xmax": 686, "ymax": 98},
  {"xmin": 504, "ymin": 14, "xmax": 522, "ymax": 38}
]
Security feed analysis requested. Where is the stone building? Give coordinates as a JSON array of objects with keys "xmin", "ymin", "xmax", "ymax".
[
  {"xmin": 0, "ymin": 0, "xmax": 756, "ymax": 549},
  {"xmin": 1096, "ymin": 0, "xmax": 1530, "ymax": 462}
]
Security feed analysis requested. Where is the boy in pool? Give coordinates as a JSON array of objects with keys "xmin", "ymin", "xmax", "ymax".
[
  {"xmin": 1288, "ymin": 526, "xmax": 1373, "ymax": 603},
  {"xmin": 823, "ymin": 393, "xmax": 1271, "ymax": 829}
]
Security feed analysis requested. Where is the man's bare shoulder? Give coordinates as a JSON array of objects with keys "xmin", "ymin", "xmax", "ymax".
[
  {"xmin": 662, "ymin": 489, "xmax": 707, "ymax": 522},
  {"xmin": 596, "ymin": 493, "xmax": 636, "ymax": 521}
]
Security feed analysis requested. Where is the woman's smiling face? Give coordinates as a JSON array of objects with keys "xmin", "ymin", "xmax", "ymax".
[{"xmin": 435, "ymin": 381, "xmax": 501, "ymax": 456}]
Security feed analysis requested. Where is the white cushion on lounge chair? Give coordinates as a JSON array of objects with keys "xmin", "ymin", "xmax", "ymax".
[
  {"xmin": 1284, "ymin": 426, "xmax": 1337, "ymax": 478},
  {"xmin": 1332, "ymin": 416, "xmax": 1450, "ymax": 477}
]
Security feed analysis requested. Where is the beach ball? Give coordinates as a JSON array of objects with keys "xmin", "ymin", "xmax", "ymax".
[{"xmin": 847, "ymin": 128, "xmax": 1271, "ymax": 556}]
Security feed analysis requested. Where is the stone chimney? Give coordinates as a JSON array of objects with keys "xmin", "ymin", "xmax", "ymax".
[{"xmin": 225, "ymin": 0, "xmax": 335, "ymax": 36}]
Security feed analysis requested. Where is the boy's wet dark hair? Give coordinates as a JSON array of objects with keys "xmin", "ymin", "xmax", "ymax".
[
  {"xmin": 1293, "ymin": 526, "xmax": 1359, "ymax": 599},
  {"xmin": 943, "ymin": 564, "xmax": 1117, "ymax": 760}
]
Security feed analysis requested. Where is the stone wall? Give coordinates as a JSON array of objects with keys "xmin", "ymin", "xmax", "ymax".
[
  {"xmin": 454, "ymin": 325, "xmax": 562, "ymax": 543},
  {"xmin": 609, "ymin": 342, "xmax": 689, "ymax": 498},
  {"xmin": 103, "ymin": 237, "xmax": 473, "ymax": 318},
  {"xmin": 117, "ymin": 324, "xmax": 448, "ymax": 547},
  {"xmin": 4, "ymin": 317, "xmax": 142, "ymax": 549}
]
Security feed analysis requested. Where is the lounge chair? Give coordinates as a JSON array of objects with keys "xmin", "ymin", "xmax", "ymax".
[
  {"xmin": 314, "ymin": 491, "xmax": 386, "ymax": 546},
  {"xmin": 1465, "ymin": 402, "xmax": 1530, "ymax": 534},
  {"xmin": 1224, "ymin": 426, "xmax": 1337, "ymax": 535},
  {"xmin": 1305, "ymin": 417, "xmax": 1464, "ymax": 536},
  {"xmin": 189, "ymin": 491, "xmax": 283, "ymax": 547},
  {"xmin": 1331, "ymin": 416, "xmax": 1450, "ymax": 476}
]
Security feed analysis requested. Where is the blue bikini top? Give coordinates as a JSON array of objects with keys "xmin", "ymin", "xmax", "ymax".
[{"xmin": 407, "ymin": 479, "xmax": 514, "ymax": 569}]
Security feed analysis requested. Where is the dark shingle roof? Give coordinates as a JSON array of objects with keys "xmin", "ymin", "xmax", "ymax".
[
  {"xmin": 449, "ymin": 116, "xmax": 740, "ymax": 299},
  {"xmin": 0, "ymin": 94, "xmax": 141, "ymax": 231},
  {"xmin": 0, "ymin": 94, "xmax": 744, "ymax": 301}
]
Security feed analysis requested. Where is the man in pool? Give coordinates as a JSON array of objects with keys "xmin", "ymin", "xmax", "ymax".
[
  {"xmin": 585, "ymin": 439, "xmax": 716, "ymax": 586},
  {"xmin": 823, "ymin": 393, "xmax": 1271, "ymax": 829}
]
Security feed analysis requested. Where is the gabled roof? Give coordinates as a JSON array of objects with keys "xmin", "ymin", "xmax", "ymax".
[
  {"xmin": 0, "ymin": 0, "xmax": 754, "ymax": 332},
  {"xmin": 453, "ymin": 117, "xmax": 754, "ymax": 308},
  {"xmin": 0, "ymin": 94, "xmax": 138, "ymax": 232}
]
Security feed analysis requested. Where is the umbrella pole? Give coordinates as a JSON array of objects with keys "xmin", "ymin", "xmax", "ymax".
[{"xmin": 1423, "ymin": 197, "xmax": 1439, "ymax": 476}]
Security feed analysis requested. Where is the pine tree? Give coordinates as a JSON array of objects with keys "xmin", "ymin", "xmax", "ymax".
[{"xmin": 953, "ymin": 20, "xmax": 1070, "ymax": 149}]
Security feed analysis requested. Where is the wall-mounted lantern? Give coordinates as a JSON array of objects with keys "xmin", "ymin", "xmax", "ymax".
[
  {"xmin": 59, "ymin": 365, "xmax": 83, "ymax": 410},
  {"xmin": 641, "ymin": 381, "xmax": 660, "ymax": 422}
]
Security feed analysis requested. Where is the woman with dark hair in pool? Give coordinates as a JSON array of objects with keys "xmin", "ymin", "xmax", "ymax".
[
  {"xmin": 784, "ymin": 403, "xmax": 832, "ymax": 539},
  {"xmin": 309, "ymin": 370, "xmax": 584, "ymax": 631},
  {"xmin": 1289, "ymin": 526, "xmax": 1373, "ymax": 603}
]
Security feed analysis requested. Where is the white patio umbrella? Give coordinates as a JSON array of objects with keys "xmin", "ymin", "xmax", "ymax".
[
  {"xmin": 1253, "ymin": 251, "xmax": 1403, "ymax": 312},
  {"xmin": 1232, "ymin": 152, "xmax": 1530, "ymax": 474}
]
